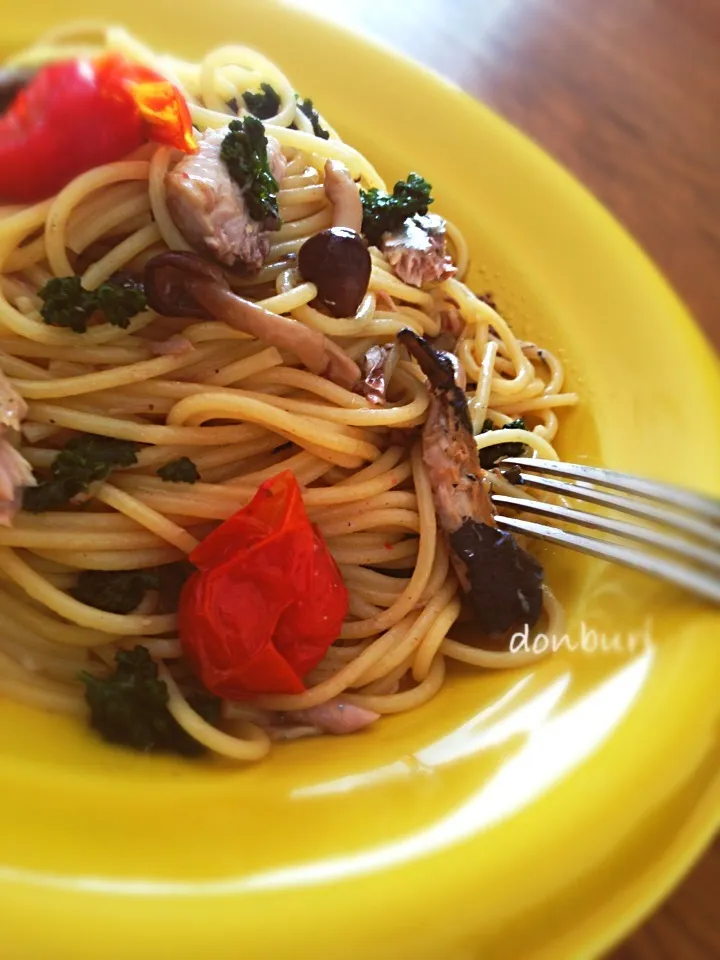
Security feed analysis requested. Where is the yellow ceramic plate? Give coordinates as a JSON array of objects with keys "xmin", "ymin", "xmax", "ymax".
[{"xmin": 1, "ymin": 2, "xmax": 719, "ymax": 958}]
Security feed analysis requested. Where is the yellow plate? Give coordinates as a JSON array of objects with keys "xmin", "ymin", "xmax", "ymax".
[{"xmin": 1, "ymin": 3, "xmax": 719, "ymax": 958}]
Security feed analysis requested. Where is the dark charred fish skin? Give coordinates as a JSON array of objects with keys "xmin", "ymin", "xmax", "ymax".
[
  {"xmin": 398, "ymin": 327, "xmax": 544, "ymax": 637},
  {"xmin": 398, "ymin": 328, "xmax": 472, "ymax": 434},
  {"xmin": 449, "ymin": 520, "xmax": 544, "ymax": 636}
]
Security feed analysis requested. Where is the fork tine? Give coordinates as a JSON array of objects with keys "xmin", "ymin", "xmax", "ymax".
[
  {"xmin": 499, "ymin": 474, "xmax": 720, "ymax": 549},
  {"xmin": 502, "ymin": 458, "xmax": 720, "ymax": 523},
  {"xmin": 496, "ymin": 514, "xmax": 720, "ymax": 603},
  {"xmin": 492, "ymin": 494, "xmax": 720, "ymax": 571}
]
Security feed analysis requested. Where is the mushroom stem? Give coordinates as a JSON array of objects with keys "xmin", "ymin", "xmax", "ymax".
[
  {"xmin": 143, "ymin": 252, "xmax": 360, "ymax": 390},
  {"xmin": 190, "ymin": 280, "xmax": 360, "ymax": 389},
  {"xmin": 323, "ymin": 160, "xmax": 363, "ymax": 232}
]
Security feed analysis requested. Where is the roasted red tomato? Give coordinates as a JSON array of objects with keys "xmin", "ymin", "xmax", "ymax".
[
  {"xmin": 179, "ymin": 471, "xmax": 348, "ymax": 698},
  {"xmin": 0, "ymin": 54, "xmax": 196, "ymax": 203}
]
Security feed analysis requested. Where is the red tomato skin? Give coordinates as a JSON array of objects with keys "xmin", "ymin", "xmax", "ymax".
[
  {"xmin": 273, "ymin": 527, "xmax": 350, "ymax": 678},
  {"xmin": 95, "ymin": 53, "xmax": 197, "ymax": 153},
  {"xmin": 179, "ymin": 562, "xmax": 307, "ymax": 699},
  {"xmin": 0, "ymin": 55, "xmax": 196, "ymax": 203},
  {"xmin": 189, "ymin": 469, "xmax": 306, "ymax": 569},
  {"xmin": 0, "ymin": 60, "xmax": 144, "ymax": 203},
  {"xmin": 179, "ymin": 472, "xmax": 349, "ymax": 698}
]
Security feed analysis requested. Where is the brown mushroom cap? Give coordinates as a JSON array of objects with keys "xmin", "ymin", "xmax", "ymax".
[
  {"xmin": 144, "ymin": 252, "xmax": 226, "ymax": 319},
  {"xmin": 298, "ymin": 227, "xmax": 371, "ymax": 318}
]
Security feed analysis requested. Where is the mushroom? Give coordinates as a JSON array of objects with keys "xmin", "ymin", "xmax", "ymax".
[
  {"xmin": 143, "ymin": 252, "xmax": 361, "ymax": 389},
  {"xmin": 323, "ymin": 160, "xmax": 362, "ymax": 232},
  {"xmin": 294, "ymin": 161, "xmax": 371, "ymax": 318},
  {"xmin": 298, "ymin": 227, "xmax": 371, "ymax": 318}
]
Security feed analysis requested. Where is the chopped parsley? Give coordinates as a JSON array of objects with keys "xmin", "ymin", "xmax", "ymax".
[
  {"xmin": 38, "ymin": 276, "xmax": 95, "ymax": 333},
  {"xmin": 39, "ymin": 274, "xmax": 146, "ymax": 333},
  {"xmin": 92, "ymin": 274, "xmax": 147, "ymax": 329},
  {"xmin": 23, "ymin": 434, "xmax": 139, "ymax": 513},
  {"xmin": 80, "ymin": 646, "xmax": 220, "ymax": 756},
  {"xmin": 360, "ymin": 173, "xmax": 434, "ymax": 246},
  {"xmin": 478, "ymin": 418, "xmax": 528, "ymax": 469},
  {"xmin": 157, "ymin": 457, "xmax": 200, "ymax": 483},
  {"xmin": 73, "ymin": 561, "xmax": 197, "ymax": 615},
  {"xmin": 297, "ymin": 97, "xmax": 329, "ymax": 139},
  {"xmin": 71, "ymin": 569, "xmax": 160, "ymax": 615},
  {"xmin": 220, "ymin": 116, "xmax": 281, "ymax": 230},
  {"xmin": 242, "ymin": 82, "xmax": 281, "ymax": 120}
]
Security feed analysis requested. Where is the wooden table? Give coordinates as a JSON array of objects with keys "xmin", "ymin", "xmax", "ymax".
[
  {"xmin": 294, "ymin": 1, "xmax": 719, "ymax": 956},
  {"xmin": 296, "ymin": 0, "xmax": 720, "ymax": 354}
]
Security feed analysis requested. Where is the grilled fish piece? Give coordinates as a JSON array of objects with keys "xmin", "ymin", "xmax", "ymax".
[{"xmin": 398, "ymin": 328, "xmax": 543, "ymax": 636}]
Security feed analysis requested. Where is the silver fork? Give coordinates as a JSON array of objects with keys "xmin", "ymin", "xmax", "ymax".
[{"xmin": 491, "ymin": 458, "xmax": 720, "ymax": 603}]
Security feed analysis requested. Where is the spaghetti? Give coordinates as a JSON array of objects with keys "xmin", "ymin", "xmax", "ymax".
[{"xmin": 0, "ymin": 23, "xmax": 578, "ymax": 760}]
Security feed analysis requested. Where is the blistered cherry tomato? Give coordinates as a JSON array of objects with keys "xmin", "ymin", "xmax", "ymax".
[
  {"xmin": 0, "ymin": 54, "xmax": 196, "ymax": 203},
  {"xmin": 179, "ymin": 471, "xmax": 348, "ymax": 698}
]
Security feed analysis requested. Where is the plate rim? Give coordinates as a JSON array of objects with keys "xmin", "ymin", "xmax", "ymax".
[{"xmin": 1, "ymin": 3, "xmax": 719, "ymax": 958}]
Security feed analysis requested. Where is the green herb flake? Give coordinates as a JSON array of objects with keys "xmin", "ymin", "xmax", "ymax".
[
  {"xmin": 360, "ymin": 173, "xmax": 434, "ymax": 246},
  {"xmin": 242, "ymin": 82, "xmax": 281, "ymax": 120},
  {"xmin": 157, "ymin": 457, "xmax": 200, "ymax": 484},
  {"xmin": 79, "ymin": 646, "xmax": 220, "ymax": 756},
  {"xmin": 38, "ymin": 276, "xmax": 97, "ymax": 333},
  {"xmin": 220, "ymin": 116, "xmax": 281, "ymax": 230},
  {"xmin": 71, "ymin": 569, "xmax": 160, "ymax": 615},
  {"xmin": 297, "ymin": 97, "xmax": 329, "ymax": 139},
  {"xmin": 39, "ymin": 274, "xmax": 146, "ymax": 333},
  {"xmin": 478, "ymin": 418, "xmax": 527, "ymax": 469},
  {"xmin": 23, "ymin": 434, "xmax": 139, "ymax": 513},
  {"xmin": 93, "ymin": 274, "xmax": 147, "ymax": 329}
]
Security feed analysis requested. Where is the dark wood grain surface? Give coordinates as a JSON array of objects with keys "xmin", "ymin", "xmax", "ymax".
[
  {"xmin": 296, "ymin": 0, "xmax": 720, "ymax": 355},
  {"xmin": 295, "ymin": 1, "xmax": 719, "ymax": 957}
]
